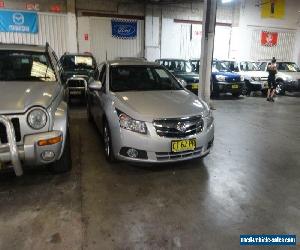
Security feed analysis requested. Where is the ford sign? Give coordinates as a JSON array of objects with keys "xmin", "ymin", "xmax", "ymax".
[{"xmin": 112, "ymin": 20, "xmax": 137, "ymax": 39}]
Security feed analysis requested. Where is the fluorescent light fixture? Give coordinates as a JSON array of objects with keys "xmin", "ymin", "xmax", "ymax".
[{"xmin": 222, "ymin": 0, "xmax": 232, "ymax": 3}]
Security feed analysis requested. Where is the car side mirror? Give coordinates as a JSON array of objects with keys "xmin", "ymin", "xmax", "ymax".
[{"xmin": 89, "ymin": 80, "xmax": 102, "ymax": 91}]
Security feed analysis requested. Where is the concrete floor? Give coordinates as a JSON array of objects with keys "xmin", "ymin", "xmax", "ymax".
[{"xmin": 0, "ymin": 94, "xmax": 299, "ymax": 249}]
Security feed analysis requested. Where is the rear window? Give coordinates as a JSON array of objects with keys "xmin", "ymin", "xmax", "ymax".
[{"xmin": 0, "ymin": 50, "xmax": 56, "ymax": 81}]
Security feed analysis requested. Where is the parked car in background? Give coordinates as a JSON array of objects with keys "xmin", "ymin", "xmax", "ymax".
[
  {"xmin": 220, "ymin": 60, "xmax": 269, "ymax": 96},
  {"xmin": 0, "ymin": 43, "xmax": 71, "ymax": 176},
  {"xmin": 155, "ymin": 59, "xmax": 199, "ymax": 93},
  {"xmin": 87, "ymin": 59, "xmax": 214, "ymax": 163},
  {"xmin": 60, "ymin": 52, "xmax": 99, "ymax": 100},
  {"xmin": 190, "ymin": 59, "xmax": 244, "ymax": 97},
  {"xmin": 259, "ymin": 61, "xmax": 300, "ymax": 95}
]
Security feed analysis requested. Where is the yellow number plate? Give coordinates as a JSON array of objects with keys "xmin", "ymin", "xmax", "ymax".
[
  {"xmin": 192, "ymin": 83, "xmax": 198, "ymax": 90},
  {"xmin": 232, "ymin": 84, "xmax": 239, "ymax": 89},
  {"xmin": 171, "ymin": 139, "xmax": 196, "ymax": 153}
]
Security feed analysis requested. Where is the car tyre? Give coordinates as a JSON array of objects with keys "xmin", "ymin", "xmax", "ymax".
[
  {"xmin": 275, "ymin": 82, "xmax": 285, "ymax": 95},
  {"xmin": 232, "ymin": 92, "xmax": 241, "ymax": 98},
  {"xmin": 50, "ymin": 129, "xmax": 72, "ymax": 174},
  {"xmin": 87, "ymin": 100, "xmax": 93, "ymax": 122},
  {"xmin": 103, "ymin": 120, "xmax": 116, "ymax": 163}
]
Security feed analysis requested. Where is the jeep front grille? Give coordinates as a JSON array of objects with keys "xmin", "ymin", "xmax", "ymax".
[
  {"xmin": 153, "ymin": 116, "xmax": 203, "ymax": 138},
  {"xmin": 68, "ymin": 80, "xmax": 85, "ymax": 88},
  {"xmin": 0, "ymin": 118, "xmax": 21, "ymax": 143}
]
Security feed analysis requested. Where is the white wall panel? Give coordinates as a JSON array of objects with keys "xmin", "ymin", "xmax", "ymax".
[
  {"xmin": 89, "ymin": 17, "xmax": 144, "ymax": 63},
  {"xmin": 0, "ymin": 13, "xmax": 68, "ymax": 57},
  {"xmin": 250, "ymin": 29, "xmax": 296, "ymax": 61}
]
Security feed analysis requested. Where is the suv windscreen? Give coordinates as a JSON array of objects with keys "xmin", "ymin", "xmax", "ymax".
[
  {"xmin": 160, "ymin": 60, "xmax": 192, "ymax": 73},
  {"xmin": 221, "ymin": 61, "xmax": 239, "ymax": 72},
  {"xmin": 277, "ymin": 62, "xmax": 300, "ymax": 72},
  {"xmin": 212, "ymin": 61, "xmax": 230, "ymax": 72},
  {"xmin": 110, "ymin": 65, "xmax": 183, "ymax": 92},
  {"xmin": 239, "ymin": 61, "xmax": 258, "ymax": 71},
  {"xmin": 0, "ymin": 51, "xmax": 56, "ymax": 81},
  {"xmin": 61, "ymin": 55, "xmax": 96, "ymax": 70}
]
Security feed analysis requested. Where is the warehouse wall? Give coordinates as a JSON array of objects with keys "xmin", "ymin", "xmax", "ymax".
[
  {"xmin": 145, "ymin": 1, "xmax": 238, "ymax": 61},
  {"xmin": 231, "ymin": 0, "xmax": 300, "ymax": 64}
]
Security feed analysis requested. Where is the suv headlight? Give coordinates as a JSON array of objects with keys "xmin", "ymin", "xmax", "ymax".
[
  {"xmin": 27, "ymin": 109, "xmax": 47, "ymax": 130},
  {"xmin": 117, "ymin": 111, "xmax": 147, "ymax": 134},
  {"xmin": 251, "ymin": 77, "xmax": 260, "ymax": 81},
  {"xmin": 215, "ymin": 75, "xmax": 226, "ymax": 82},
  {"xmin": 240, "ymin": 75, "xmax": 245, "ymax": 81}
]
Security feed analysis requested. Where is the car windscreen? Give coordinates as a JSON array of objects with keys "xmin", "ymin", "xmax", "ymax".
[
  {"xmin": 277, "ymin": 62, "xmax": 300, "ymax": 72},
  {"xmin": 239, "ymin": 61, "xmax": 258, "ymax": 71},
  {"xmin": 212, "ymin": 61, "xmax": 230, "ymax": 72},
  {"xmin": 0, "ymin": 51, "xmax": 56, "ymax": 82},
  {"xmin": 161, "ymin": 60, "xmax": 192, "ymax": 73},
  {"xmin": 110, "ymin": 65, "xmax": 183, "ymax": 92},
  {"xmin": 61, "ymin": 55, "xmax": 96, "ymax": 70},
  {"xmin": 221, "ymin": 61, "xmax": 239, "ymax": 72}
]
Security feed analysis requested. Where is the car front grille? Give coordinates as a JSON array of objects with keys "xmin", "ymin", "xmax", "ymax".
[
  {"xmin": 68, "ymin": 80, "xmax": 86, "ymax": 88},
  {"xmin": 156, "ymin": 147, "xmax": 203, "ymax": 161},
  {"xmin": 226, "ymin": 77, "xmax": 240, "ymax": 83},
  {"xmin": 0, "ymin": 118, "xmax": 21, "ymax": 144},
  {"xmin": 186, "ymin": 79, "xmax": 199, "ymax": 84},
  {"xmin": 153, "ymin": 116, "xmax": 203, "ymax": 138}
]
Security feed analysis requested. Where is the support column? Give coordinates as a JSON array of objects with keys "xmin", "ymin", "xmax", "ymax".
[
  {"xmin": 198, "ymin": 0, "xmax": 217, "ymax": 105},
  {"xmin": 67, "ymin": 0, "xmax": 78, "ymax": 53}
]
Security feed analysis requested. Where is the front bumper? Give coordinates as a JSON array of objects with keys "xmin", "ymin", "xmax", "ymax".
[
  {"xmin": 111, "ymin": 119, "xmax": 214, "ymax": 163},
  {"xmin": 0, "ymin": 115, "xmax": 63, "ymax": 176},
  {"xmin": 247, "ymin": 80, "xmax": 263, "ymax": 91},
  {"xmin": 217, "ymin": 82, "xmax": 244, "ymax": 93}
]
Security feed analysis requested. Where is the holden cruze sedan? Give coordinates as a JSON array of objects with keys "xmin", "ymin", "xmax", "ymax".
[{"xmin": 86, "ymin": 60, "xmax": 214, "ymax": 163}]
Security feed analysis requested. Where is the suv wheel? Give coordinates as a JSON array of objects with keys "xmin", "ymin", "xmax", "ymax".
[
  {"xmin": 51, "ymin": 129, "xmax": 72, "ymax": 174},
  {"xmin": 275, "ymin": 82, "xmax": 285, "ymax": 95},
  {"xmin": 103, "ymin": 120, "xmax": 115, "ymax": 162}
]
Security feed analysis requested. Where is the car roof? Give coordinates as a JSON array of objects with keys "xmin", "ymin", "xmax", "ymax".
[
  {"xmin": 157, "ymin": 58, "xmax": 189, "ymax": 61},
  {"xmin": 63, "ymin": 52, "xmax": 95, "ymax": 57},
  {"xmin": 0, "ymin": 43, "xmax": 46, "ymax": 52},
  {"xmin": 108, "ymin": 60, "xmax": 159, "ymax": 66}
]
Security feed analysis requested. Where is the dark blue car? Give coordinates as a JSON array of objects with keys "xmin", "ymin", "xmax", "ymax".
[{"xmin": 190, "ymin": 59, "xmax": 245, "ymax": 97}]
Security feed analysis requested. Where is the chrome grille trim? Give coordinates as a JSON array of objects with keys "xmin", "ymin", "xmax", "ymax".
[{"xmin": 153, "ymin": 116, "xmax": 203, "ymax": 138}]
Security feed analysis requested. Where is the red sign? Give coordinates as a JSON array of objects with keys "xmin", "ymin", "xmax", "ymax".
[
  {"xmin": 261, "ymin": 31, "xmax": 278, "ymax": 46},
  {"xmin": 51, "ymin": 4, "xmax": 61, "ymax": 13},
  {"xmin": 0, "ymin": 1, "xmax": 4, "ymax": 8},
  {"xmin": 84, "ymin": 34, "xmax": 89, "ymax": 41}
]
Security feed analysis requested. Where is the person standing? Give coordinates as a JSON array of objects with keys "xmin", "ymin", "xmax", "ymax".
[{"xmin": 267, "ymin": 57, "xmax": 277, "ymax": 102}]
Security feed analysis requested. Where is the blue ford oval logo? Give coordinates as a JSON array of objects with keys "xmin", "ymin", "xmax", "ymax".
[{"xmin": 116, "ymin": 24, "xmax": 136, "ymax": 36}]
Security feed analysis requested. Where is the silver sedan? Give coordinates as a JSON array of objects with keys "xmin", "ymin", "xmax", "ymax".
[{"xmin": 87, "ymin": 60, "xmax": 214, "ymax": 163}]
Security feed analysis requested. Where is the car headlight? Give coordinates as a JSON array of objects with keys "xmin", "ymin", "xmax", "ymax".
[
  {"xmin": 251, "ymin": 77, "xmax": 260, "ymax": 81},
  {"xmin": 240, "ymin": 75, "xmax": 245, "ymax": 81},
  {"xmin": 205, "ymin": 110, "xmax": 214, "ymax": 128},
  {"xmin": 117, "ymin": 111, "xmax": 147, "ymax": 134},
  {"xmin": 27, "ymin": 109, "xmax": 47, "ymax": 130},
  {"xmin": 177, "ymin": 78, "xmax": 187, "ymax": 88},
  {"xmin": 215, "ymin": 75, "xmax": 226, "ymax": 82}
]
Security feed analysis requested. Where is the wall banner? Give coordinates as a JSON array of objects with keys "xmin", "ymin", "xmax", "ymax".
[
  {"xmin": 111, "ymin": 20, "xmax": 137, "ymax": 39},
  {"xmin": 0, "ymin": 9, "xmax": 38, "ymax": 33},
  {"xmin": 261, "ymin": 31, "xmax": 278, "ymax": 46}
]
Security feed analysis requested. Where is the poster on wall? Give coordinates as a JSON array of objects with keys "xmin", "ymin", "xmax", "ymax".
[
  {"xmin": 261, "ymin": 31, "xmax": 278, "ymax": 46},
  {"xmin": 0, "ymin": 10, "xmax": 38, "ymax": 33},
  {"xmin": 261, "ymin": 0, "xmax": 285, "ymax": 19},
  {"xmin": 111, "ymin": 20, "xmax": 137, "ymax": 39}
]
